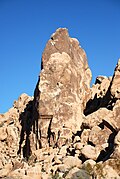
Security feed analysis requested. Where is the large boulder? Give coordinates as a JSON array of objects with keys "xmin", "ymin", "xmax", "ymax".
[{"xmin": 33, "ymin": 28, "xmax": 92, "ymax": 148}]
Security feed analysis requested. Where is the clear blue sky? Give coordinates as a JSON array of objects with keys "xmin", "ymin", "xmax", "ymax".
[{"xmin": 0, "ymin": 0, "xmax": 120, "ymax": 113}]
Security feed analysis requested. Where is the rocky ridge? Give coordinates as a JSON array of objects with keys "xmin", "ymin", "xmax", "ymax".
[{"xmin": 0, "ymin": 28, "xmax": 120, "ymax": 179}]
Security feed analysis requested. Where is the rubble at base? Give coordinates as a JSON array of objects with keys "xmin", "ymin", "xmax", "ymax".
[{"xmin": 0, "ymin": 28, "xmax": 120, "ymax": 179}]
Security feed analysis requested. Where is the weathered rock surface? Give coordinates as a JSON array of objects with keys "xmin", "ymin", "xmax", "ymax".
[
  {"xmin": 33, "ymin": 28, "xmax": 92, "ymax": 148},
  {"xmin": 0, "ymin": 28, "xmax": 120, "ymax": 178}
]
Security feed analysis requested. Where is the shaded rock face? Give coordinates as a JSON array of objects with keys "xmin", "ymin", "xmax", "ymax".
[
  {"xmin": 84, "ymin": 60, "xmax": 120, "ymax": 115},
  {"xmin": 34, "ymin": 28, "xmax": 92, "ymax": 148},
  {"xmin": 0, "ymin": 28, "xmax": 120, "ymax": 179}
]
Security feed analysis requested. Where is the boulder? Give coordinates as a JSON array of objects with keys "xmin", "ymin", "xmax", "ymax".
[
  {"xmin": 33, "ymin": 28, "xmax": 92, "ymax": 148},
  {"xmin": 62, "ymin": 156, "xmax": 82, "ymax": 169},
  {"xmin": 81, "ymin": 145, "xmax": 100, "ymax": 160}
]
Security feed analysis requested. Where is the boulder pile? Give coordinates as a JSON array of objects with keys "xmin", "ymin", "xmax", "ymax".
[{"xmin": 0, "ymin": 28, "xmax": 120, "ymax": 179}]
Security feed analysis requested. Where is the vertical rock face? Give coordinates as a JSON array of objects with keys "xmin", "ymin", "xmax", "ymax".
[
  {"xmin": 34, "ymin": 28, "xmax": 92, "ymax": 147},
  {"xmin": 110, "ymin": 59, "xmax": 120, "ymax": 99}
]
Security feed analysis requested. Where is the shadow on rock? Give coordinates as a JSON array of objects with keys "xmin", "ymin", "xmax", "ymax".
[
  {"xmin": 17, "ymin": 101, "xmax": 41, "ymax": 160},
  {"xmin": 17, "ymin": 100, "xmax": 33, "ymax": 159},
  {"xmin": 84, "ymin": 86, "xmax": 117, "ymax": 116},
  {"xmin": 96, "ymin": 120, "xmax": 118, "ymax": 162}
]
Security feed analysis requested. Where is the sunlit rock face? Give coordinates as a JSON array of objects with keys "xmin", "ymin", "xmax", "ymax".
[
  {"xmin": 34, "ymin": 28, "xmax": 92, "ymax": 148},
  {"xmin": 110, "ymin": 59, "xmax": 120, "ymax": 99}
]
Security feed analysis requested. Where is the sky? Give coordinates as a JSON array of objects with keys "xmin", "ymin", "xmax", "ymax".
[{"xmin": 0, "ymin": 0, "xmax": 120, "ymax": 113}]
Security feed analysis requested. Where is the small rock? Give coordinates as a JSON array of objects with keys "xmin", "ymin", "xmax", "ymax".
[
  {"xmin": 62, "ymin": 156, "xmax": 82, "ymax": 169},
  {"xmin": 81, "ymin": 145, "xmax": 100, "ymax": 160}
]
